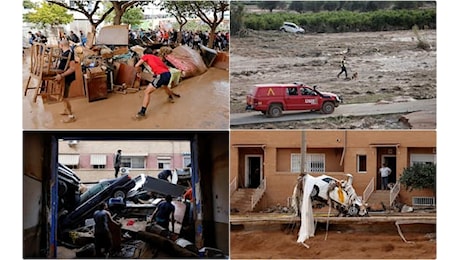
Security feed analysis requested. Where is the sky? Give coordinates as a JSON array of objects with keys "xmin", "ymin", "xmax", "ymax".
[{"xmin": 3, "ymin": 0, "xmax": 460, "ymax": 259}]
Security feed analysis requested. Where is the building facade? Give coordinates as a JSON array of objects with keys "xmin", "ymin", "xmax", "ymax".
[
  {"xmin": 58, "ymin": 140, "xmax": 191, "ymax": 182},
  {"xmin": 230, "ymin": 130, "xmax": 436, "ymax": 210}
]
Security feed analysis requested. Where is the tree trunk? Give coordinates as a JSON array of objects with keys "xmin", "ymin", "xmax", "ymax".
[{"xmin": 113, "ymin": 13, "xmax": 122, "ymax": 25}]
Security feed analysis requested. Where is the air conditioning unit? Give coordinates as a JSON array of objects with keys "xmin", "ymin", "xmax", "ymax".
[
  {"xmin": 120, "ymin": 167, "xmax": 130, "ymax": 175},
  {"xmin": 67, "ymin": 140, "xmax": 79, "ymax": 146}
]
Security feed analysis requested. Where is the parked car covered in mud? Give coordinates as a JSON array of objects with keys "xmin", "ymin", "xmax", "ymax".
[{"xmin": 246, "ymin": 82, "xmax": 342, "ymax": 117}]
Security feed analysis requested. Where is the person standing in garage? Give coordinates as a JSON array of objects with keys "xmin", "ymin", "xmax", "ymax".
[{"xmin": 114, "ymin": 149, "xmax": 122, "ymax": 178}]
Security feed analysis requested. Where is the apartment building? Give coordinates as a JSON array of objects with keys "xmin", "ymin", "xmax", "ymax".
[
  {"xmin": 58, "ymin": 140, "xmax": 191, "ymax": 182},
  {"xmin": 230, "ymin": 130, "xmax": 436, "ymax": 212}
]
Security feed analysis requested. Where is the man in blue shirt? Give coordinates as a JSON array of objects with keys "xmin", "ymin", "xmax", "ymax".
[{"xmin": 154, "ymin": 195, "xmax": 175, "ymax": 233}]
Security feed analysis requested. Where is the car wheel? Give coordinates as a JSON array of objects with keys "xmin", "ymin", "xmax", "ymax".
[
  {"xmin": 280, "ymin": 28, "xmax": 286, "ymax": 32},
  {"xmin": 310, "ymin": 185, "xmax": 319, "ymax": 198},
  {"xmin": 347, "ymin": 204, "xmax": 359, "ymax": 216},
  {"xmin": 321, "ymin": 102, "xmax": 335, "ymax": 114},
  {"xmin": 268, "ymin": 104, "xmax": 283, "ymax": 117},
  {"xmin": 113, "ymin": 189, "xmax": 126, "ymax": 199}
]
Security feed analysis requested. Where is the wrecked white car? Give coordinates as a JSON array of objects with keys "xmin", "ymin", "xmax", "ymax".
[{"xmin": 294, "ymin": 174, "xmax": 368, "ymax": 217}]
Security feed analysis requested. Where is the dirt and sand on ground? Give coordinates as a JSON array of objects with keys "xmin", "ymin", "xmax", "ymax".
[
  {"xmin": 22, "ymin": 50, "xmax": 229, "ymax": 130},
  {"xmin": 230, "ymin": 222, "xmax": 436, "ymax": 259},
  {"xmin": 230, "ymin": 29, "xmax": 436, "ymax": 129}
]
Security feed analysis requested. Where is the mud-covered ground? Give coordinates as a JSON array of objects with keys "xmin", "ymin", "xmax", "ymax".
[
  {"xmin": 231, "ymin": 222, "xmax": 436, "ymax": 259},
  {"xmin": 230, "ymin": 29, "xmax": 436, "ymax": 129}
]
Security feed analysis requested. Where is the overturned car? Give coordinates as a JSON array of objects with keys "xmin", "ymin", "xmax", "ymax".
[{"xmin": 293, "ymin": 173, "xmax": 368, "ymax": 217}]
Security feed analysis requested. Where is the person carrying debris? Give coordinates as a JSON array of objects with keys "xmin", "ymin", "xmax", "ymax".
[
  {"xmin": 93, "ymin": 202, "xmax": 118, "ymax": 257},
  {"xmin": 153, "ymin": 195, "xmax": 176, "ymax": 233},
  {"xmin": 133, "ymin": 47, "xmax": 181, "ymax": 119},
  {"xmin": 337, "ymin": 56, "xmax": 348, "ymax": 79},
  {"xmin": 54, "ymin": 39, "xmax": 77, "ymax": 123}
]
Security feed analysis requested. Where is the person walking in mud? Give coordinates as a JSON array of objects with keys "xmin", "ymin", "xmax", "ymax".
[
  {"xmin": 133, "ymin": 47, "xmax": 181, "ymax": 119},
  {"xmin": 54, "ymin": 39, "xmax": 77, "ymax": 123},
  {"xmin": 337, "ymin": 56, "xmax": 348, "ymax": 79}
]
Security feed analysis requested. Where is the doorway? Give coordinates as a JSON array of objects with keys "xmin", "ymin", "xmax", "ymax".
[{"xmin": 245, "ymin": 155, "xmax": 262, "ymax": 188}]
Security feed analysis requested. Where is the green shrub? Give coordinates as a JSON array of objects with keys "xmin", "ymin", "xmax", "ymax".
[{"xmin": 399, "ymin": 163, "xmax": 436, "ymax": 192}]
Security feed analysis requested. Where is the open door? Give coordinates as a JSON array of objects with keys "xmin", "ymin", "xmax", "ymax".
[{"xmin": 245, "ymin": 155, "xmax": 262, "ymax": 188}]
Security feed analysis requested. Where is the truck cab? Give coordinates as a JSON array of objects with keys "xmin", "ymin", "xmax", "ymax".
[{"xmin": 246, "ymin": 83, "xmax": 342, "ymax": 117}]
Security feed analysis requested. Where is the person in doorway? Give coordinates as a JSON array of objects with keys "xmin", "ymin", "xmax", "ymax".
[
  {"xmin": 158, "ymin": 169, "xmax": 173, "ymax": 182},
  {"xmin": 337, "ymin": 56, "xmax": 348, "ymax": 79},
  {"xmin": 54, "ymin": 39, "xmax": 77, "ymax": 123},
  {"xmin": 379, "ymin": 163, "xmax": 392, "ymax": 190},
  {"xmin": 153, "ymin": 195, "xmax": 175, "ymax": 233},
  {"xmin": 133, "ymin": 47, "xmax": 181, "ymax": 119},
  {"xmin": 93, "ymin": 202, "xmax": 118, "ymax": 257},
  {"xmin": 114, "ymin": 149, "xmax": 122, "ymax": 178}
]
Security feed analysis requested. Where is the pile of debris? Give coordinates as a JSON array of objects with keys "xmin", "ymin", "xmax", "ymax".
[{"xmin": 57, "ymin": 165, "xmax": 225, "ymax": 258}]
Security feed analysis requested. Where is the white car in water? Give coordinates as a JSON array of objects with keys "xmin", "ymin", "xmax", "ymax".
[{"xmin": 279, "ymin": 22, "xmax": 305, "ymax": 33}]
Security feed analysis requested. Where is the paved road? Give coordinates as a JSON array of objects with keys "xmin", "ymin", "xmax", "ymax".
[{"xmin": 230, "ymin": 98, "xmax": 436, "ymax": 126}]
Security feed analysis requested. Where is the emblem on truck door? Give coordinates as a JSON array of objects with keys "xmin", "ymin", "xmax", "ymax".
[{"xmin": 267, "ymin": 88, "xmax": 275, "ymax": 96}]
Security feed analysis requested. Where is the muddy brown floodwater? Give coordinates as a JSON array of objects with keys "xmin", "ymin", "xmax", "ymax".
[
  {"xmin": 230, "ymin": 29, "xmax": 436, "ymax": 129},
  {"xmin": 22, "ymin": 51, "xmax": 229, "ymax": 130},
  {"xmin": 231, "ymin": 222, "xmax": 436, "ymax": 259}
]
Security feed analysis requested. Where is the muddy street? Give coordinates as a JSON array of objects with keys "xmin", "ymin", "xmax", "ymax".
[
  {"xmin": 23, "ymin": 55, "xmax": 229, "ymax": 130},
  {"xmin": 230, "ymin": 29, "xmax": 436, "ymax": 129},
  {"xmin": 231, "ymin": 222, "xmax": 436, "ymax": 259}
]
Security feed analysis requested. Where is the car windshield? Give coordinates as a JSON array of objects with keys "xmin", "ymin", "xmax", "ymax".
[{"xmin": 80, "ymin": 181, "xmax": 111, "ymax": 203}]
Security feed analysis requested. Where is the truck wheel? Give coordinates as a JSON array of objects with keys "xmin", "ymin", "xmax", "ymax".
[
  {"xmin": 321, "ymin": 102, "xmax": 335, "ymax": 114},
  {"xmin": 268, "ymin": 104, "xmax": 283, "ymax": 117}
]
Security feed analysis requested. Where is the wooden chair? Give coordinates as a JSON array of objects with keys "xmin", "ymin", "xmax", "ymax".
[
  {"xmin": 23, "ymin": 43, "xmax": 72, "ymax": 103},
  {"xmin": 24, "ymin": 42, "xmax": 46, "ymax": 103},
  {"xmin": 41, "ymin": 47, "xmax": 72, "ymax": 103}
]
